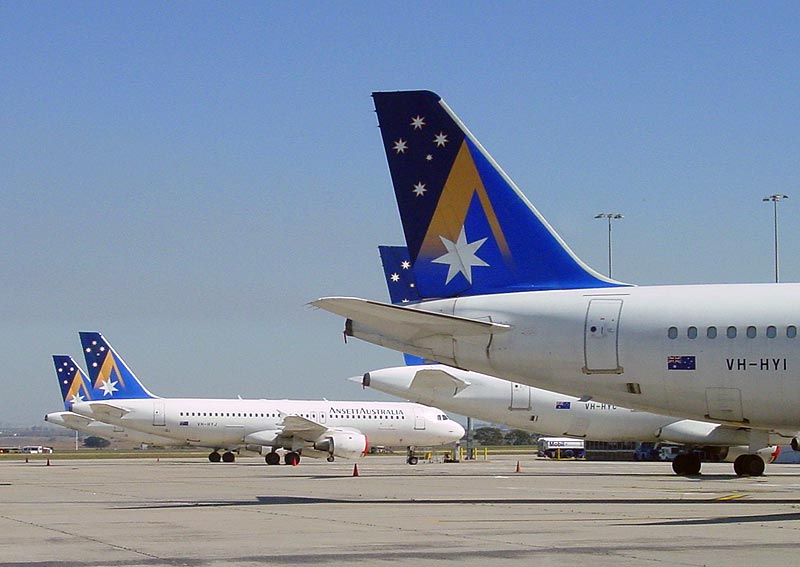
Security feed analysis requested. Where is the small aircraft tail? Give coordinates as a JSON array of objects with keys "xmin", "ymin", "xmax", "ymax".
[
  {"xmin": 53, "ymin": 355, "xmax": 93, "ymax": 409},
  {"xmin": 78, "ymin": 332, "xmax": 158, "ymax": 399},
  {"xmin": 372, "ymin": 90, "xmax": 628, "ymax": 297}
]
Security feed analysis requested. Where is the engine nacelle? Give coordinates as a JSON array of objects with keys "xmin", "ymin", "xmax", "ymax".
[{"xmin": 314, "ymin": 431, "xmax": 369, "ymax": 460}]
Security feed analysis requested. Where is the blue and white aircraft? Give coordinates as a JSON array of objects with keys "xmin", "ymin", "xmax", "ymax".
[
  {"xmin": 45, "ymin": 355, "xmax": 185, "ymax": 447},
  {"xmin": 356, "ymin": 246, "xmax": 781, "ymax": 474},
  {"xmin": 69, "ymin": 332, "xmax": 464, "ymax": 465},
  {"xmin": 313, "ymin": 90, "xmax": 800, "ymax": 477}
]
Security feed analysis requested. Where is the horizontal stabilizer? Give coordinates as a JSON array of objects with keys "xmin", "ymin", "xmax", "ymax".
[
  {"xmin": 86, "ymin": 402, "xmax": 131, "ymax": 420},
  {"xmin": 410, "ymin": 368, "xmax": 471, "ymax": 395},
  {"xmin": 56, "ymin": 412, "xmax": 95, "ymax": 427},
  {"xmin": 311, "ymin": 297, "xmax": 510, "ymax": 341}
]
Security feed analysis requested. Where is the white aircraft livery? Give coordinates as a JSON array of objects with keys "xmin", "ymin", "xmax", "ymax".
[
  {"xmin": 67, "ymin": 332, "xmax": 464, "ymax": 465},
  {"xmin": 313, "ymin": 89, "xmax": 800, "ymax": 477},
  {"xmin": 45, "ymin": 355, "xmax": 187, "ymax": 447},
  {"xmin": 356, "ymin": 245, "xmax": 783, "ymax": 475}
]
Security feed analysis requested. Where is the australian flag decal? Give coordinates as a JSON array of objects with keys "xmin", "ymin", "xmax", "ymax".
[
  {"xmin": 667, "ymin": 356, "xmax": 696, "ymax": 370},
  {"xmin": 555, "ymin": 401, "xmax": 571, "ymax": 409}
]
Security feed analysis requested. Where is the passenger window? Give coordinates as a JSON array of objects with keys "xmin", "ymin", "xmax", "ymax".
[
  {"xmin": 788, "ymin": 326, "xmax": 797, "ymax": 339},
  {"xmin": 727, "ymin": 326, "xmax": 737, "ymax": 339},
  {"xmin": 707, "ymin": 326, "xmax": 717, "ymax": 339},
  {"xmin": 747, "ymin": 326, "xmax": 757, "ymax": 339},
  {"xmin": 687, "ymin": 327, "xmax": 698, "ymax": 339},
  {"xmin": 767, "ymin": 326, "xmax": 777, "ymax": 338},
  {"xmin": 668, "ymin": 327, "xmax": 678, "ymax": 339}
]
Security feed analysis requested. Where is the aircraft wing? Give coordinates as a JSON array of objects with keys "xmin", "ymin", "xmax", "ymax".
[
  {"xmin": 280, "ymin": 415, "xmax": 329, "ymax": 440},
  {"xmin": 410, "ymin": 368, "xmax": 471, "ymax": 395}
]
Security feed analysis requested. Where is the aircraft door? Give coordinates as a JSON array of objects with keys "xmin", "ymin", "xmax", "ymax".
[
  {"xmin": 583, "ymin": 299, "xmax": 624, "ymax": 374},
  {"xmin": 510, "ymin": 383, "xmax": 531, "ymax": 410},
  {"xmin": 413, "ymin": 407, "xmax": 426, "ymax": 430},
  {"xmin": 153, "ymin": 401, "xmax": 166, "ymax": 426}
]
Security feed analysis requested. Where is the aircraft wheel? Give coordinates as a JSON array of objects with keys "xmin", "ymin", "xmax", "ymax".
[
  {"xmin": 407, "ymin": 456, "xmax": 418, "ymax": 465},
  {"xmin": 737, "ymin": 454, "xmax": 765, "ymax": 477},
  {"xmin": 284, "ymin": 452, "xmax": 300, "ymax": 466},
  {"xmin": 686, "ymin": 453, "xmax": 702, "ymax": 475},
  {"xmin": 222, "ymin": 451, "xmax": 235, "ymax": 463},
  {"xmin": 265, "ymin": 452, "xmax": 281, "ymax": 465},
  {"xmin": 733, "ymin": 455, "xmax": 746, "ymax": 476},
  {"xmin": 208, "ymin": 451, "xmax": 221, "ymax": 463},
  {"xmin": 672, "ymin": 453, "xmax": 701, "ymax": 475},
  {"xmin": 671, "ymin": 453, "xmax": 687, "ymax": 475},
  {"xmin": 327, "ymin": 456, "xmax": 335, "ymax": 462}
]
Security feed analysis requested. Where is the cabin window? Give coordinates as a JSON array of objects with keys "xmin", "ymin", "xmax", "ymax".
[
  {"xmin": 706, "ymin": 326, "xmax": 717, "ymax": 339},
  {"xmin": 687, "ymin": 326, "xmax": 698, "ymax": 339},
  {"xmin": 788, "ymin": 326, "xmax": 797, "ymax": 338},
  {"xmin": 668, "ymin": 327, "xmax": 678, "ymax": 339},
  {"xmin": 767, "ymin": 326, "xmax": 777, "ymax": 338},
  {"xmin": 746, "ymin": 326, "xmax": 757, "ymax": 339},
  {"xmin": 726, "ymin": 326, "xmax": 737, "ymax": 339}
]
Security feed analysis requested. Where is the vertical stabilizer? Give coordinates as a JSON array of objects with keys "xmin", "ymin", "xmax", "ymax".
[
  {"xmin": 372, "ymin": 90, "xmax": 628, "ymax": 297},
  {"xmin": 52, "ymin": 355, "xmax": 93, "ymax": 410},
  {"xmin": 79, "ymin": 332, "xmax": 158, "ymax": 399}
]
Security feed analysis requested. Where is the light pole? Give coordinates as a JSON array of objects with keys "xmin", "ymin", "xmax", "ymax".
[
  {"xmin": 762, "ymin": 194, "xmax": 789, "ymax": 283},
  {"xmin": 594, "ymin": 213, "xmax": 623, "ymax": 278}
]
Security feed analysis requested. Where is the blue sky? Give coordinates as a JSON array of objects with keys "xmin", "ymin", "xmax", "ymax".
[{"xmin": 2, "ymin": 3, "xmax": 799, "ymax": 425}]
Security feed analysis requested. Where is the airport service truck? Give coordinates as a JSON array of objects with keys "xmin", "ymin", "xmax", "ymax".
[{"xmin": 537, "ymin": 437, "xmax": 585, "ymax": 459}]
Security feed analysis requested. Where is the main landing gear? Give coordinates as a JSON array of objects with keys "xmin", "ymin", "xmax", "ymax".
[
  {"xmin": 284, "ymin": 451, "xmax": 301, "ymax": 466},
  {"xmin": 672, "ymin": 452, "xmax": 701, "ymax": 476},
  {"xmin": 264, "ymin": 451, "xmax": 281, "ymax": 465},
  {"xmin": 671, "ymin": 451, "xmax": 766, "ymax": 476},
  {"xmin": 208, "ymin": 451, "xmax": 236, "ymax": 463},
  {"xmin": 733, "ymin": 454, "xmax": 765, "ymax": 477},
  {"xmin": 406, "ymin": 446, "xmax": 419, "ymax": 465}
]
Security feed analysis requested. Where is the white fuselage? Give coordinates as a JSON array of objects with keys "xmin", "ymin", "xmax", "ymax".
[
  {"xmin": 393, "ymin": 283, "xmax": 800, "ymax": 434},
  {"xmin": 361, "ymin": 365, "xmax": 792, "ymax": 447},
  {"xmin": 70, "ymin": 398, "xmax": 463, "ymax": 450},
  {"xmin": 44, "ymin": 411, "xmax": 187, "ymax": 446}
]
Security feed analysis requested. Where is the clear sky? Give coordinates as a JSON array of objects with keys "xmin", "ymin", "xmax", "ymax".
[{"xmin": 2, "ymin": 2, "xmax": 799, "ymax": 425}]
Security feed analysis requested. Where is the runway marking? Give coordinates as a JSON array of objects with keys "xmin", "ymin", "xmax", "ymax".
[{"xmin": 714, "ymin": 493, "xmax": 748, "ymax": 501}]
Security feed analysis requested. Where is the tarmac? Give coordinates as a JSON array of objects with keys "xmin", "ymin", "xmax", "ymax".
[{"xmin": 2, "ymin": 454, "xmax": 800, "ymax": 566}]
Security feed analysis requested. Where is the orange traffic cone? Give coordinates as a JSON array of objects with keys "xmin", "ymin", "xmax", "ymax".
[
  {"xmin": 156, "ymin": 457, "xmax": 160, "ymax": 462},
  {"xmin": 25, "ymin": 456, "xmax": 28, "ymax": 463},
  {"xmin": 515, "ymin": 460, "xmax": 521, "ymax": 473},
  {"xmin": 352, "ymin": 463, "xmax": 359, "ymax": 477},
  {"xmin": 46, "ymin": 458, "xmax": 51, "ymax": 466}
]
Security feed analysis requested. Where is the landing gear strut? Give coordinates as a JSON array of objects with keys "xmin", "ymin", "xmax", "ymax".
[
  {"xmin": 406, "ymin": 446, "xmax": 418, "ymax": 465},
  {"xmin": 672, "ymin": 452, "xmax": 702, "ymax": 475},
  {"xmin": 733, "ymin": 454, "xmax": 765, "ymax": 476}
]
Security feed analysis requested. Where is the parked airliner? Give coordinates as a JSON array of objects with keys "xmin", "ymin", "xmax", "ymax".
[
  {"xmin": 45, "ymin": 355, "xmax": 186, "ymax": 447},
  {"xmin": 68, "ymin": 332, "xmax": 464, "ymax": 464},
  {"xmin": 313, "ymin": 90, "xmax": 800, "ymax": 477},
  {"xmin": 355, "ymin": 246, "xmax": 782, "ymax": 475}
]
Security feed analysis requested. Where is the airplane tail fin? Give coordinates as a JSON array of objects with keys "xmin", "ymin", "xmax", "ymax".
[
  {"xmin": 79, "ymin": 332, "xmax": 158, "ymax": 399},
  {"xmin": 372, "ymin": 90, "xmax": 628, "ymax": 297},
  {"xmin": 379, "ymin": 245, "xmax": 435, "ymax": 367},
  {"xmin": 53, "ymin": 355, "xmax": 93, "ymax": 410}
]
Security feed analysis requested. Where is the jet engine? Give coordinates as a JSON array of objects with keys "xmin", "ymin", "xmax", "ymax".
[{"xmin": 313, "ymin": 431, "xmax": 369, "ymax": 460}]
